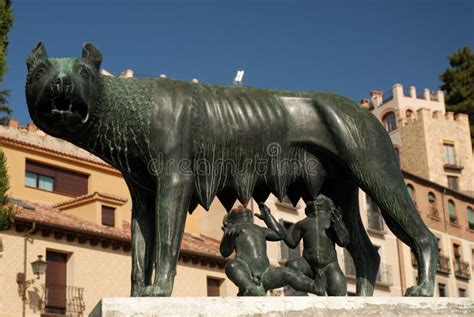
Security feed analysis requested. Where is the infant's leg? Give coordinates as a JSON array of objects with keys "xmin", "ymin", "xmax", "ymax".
[
  {"xmin": 225, "ymin": 259, "xmax": 264, "ymax": 296},
  {"xmin": 263, "ymin": 267, "xmax": 324, "ymax": 296},
  {"xmin": 325, "ymin": 262, "xmax": 347, "ymax": 296},
  {"xmin": 285, "ymin": 257, "xmax": 314, "ymax": 278}
]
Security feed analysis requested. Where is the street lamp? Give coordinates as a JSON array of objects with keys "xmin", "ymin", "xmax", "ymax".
[
  {"xmin": 17, "ymin": 255, "xmax": 48, "ymax": 301},
  {"xmin": 31, "ymin": 255, "xmax": 47, "ymax": 278}
]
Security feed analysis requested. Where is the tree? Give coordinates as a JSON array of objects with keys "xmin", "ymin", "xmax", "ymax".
[
  {"xmin": 0, "ymin": 0, "xmax": 14, "ymax": 237},
  {"xmin": 0, "ymin": 0, "xmax": 14, "ymax": 125},
  {"xmin": 440, "ymin": 46, "xmax": 474, "ymax": 142},
  {"xmin": 0, "ymin": 149, "xmax": 14, "ymax": 231}
]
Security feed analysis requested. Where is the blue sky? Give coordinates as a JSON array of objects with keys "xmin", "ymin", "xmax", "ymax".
[{"xmin": 3, "ymin": 0, "xmax": 474, "ymax": 124}]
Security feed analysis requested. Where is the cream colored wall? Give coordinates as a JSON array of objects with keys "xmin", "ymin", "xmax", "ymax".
[
  {"xmin": 196, "ymin": 199, "xmax": 227, "ymax": 239},
  {"xmin": 173, "ymin": 263, "xmax": 238, "ymax": 296},
  {"xmin": 0, "ymin": 230, "xmax": 131, "ymax": 317}
]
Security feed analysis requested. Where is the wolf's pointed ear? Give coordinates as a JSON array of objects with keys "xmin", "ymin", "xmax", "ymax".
[
  {"xmin": 26, "ymin": 42, "xmax": 47, "ymax": 71},
  {"xmin": 82, "ymin": 43, "xmax": 102, "ymax": 70}
]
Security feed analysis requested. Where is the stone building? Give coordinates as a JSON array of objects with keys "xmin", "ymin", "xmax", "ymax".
[
  {"xmin": 363, "ymin": 83, "xmax": 473, "ymax": 195},
  {"xmin": 362, "ymin": 83, "xmax": 474, "ymax": 298}
]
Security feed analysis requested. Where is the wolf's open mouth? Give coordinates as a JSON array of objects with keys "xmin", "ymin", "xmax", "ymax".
[{"xmin": 37, "ymin": 97, "xmax": 89, "ymax": 123}]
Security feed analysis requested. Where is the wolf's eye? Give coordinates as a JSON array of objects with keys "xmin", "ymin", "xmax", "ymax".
[
  {"xmin": 80, "ymin": 68, "xmax": 89, "ymax": 79},
  {"xmin": 35, "ymin": 68, "xmax": 46, "ymax": 80}
]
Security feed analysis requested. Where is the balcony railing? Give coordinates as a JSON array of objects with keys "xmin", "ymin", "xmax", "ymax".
[
  {"xmin": 438, "ymin": 255, "xmax": 451, "ymax": 274},
  {"xmin": 42, "ymin": 283, "xmax": 85, "ymax": 316},
  {"xmin": 443, "ymin": 162, "xmax": 464, "ymax": 171},
  {"xmin": 454, "ymin": 260, "xmax": 471, "ymax": 280},
  {"xmin": 344, "ymin": 258, "xmax": 393, "ymax": 286},
  {"xmin": 411, "ymin": 253, "xmax": 451, "ymax": 275}
]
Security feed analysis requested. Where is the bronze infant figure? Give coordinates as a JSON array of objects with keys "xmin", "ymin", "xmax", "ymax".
[{"xmin": 220, "ymin": 205, "xmax": 322, "ymax": 296}]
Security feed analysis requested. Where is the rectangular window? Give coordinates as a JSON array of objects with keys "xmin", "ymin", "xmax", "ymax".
[
  {"xmin": 102, "ymin": 205, "xmax": 115, "ymax": 227},
  {"xmin": 25, "ymin": 159, "xmax": 88, "ymax": 196},
  {"xmin": 447, "ymin": 176, "xmax": 458, "ymax": 191},
  {"xmin": 25, "ymin": 171, "xmax": 38, "ymax": 188},
  {"xmin": 207, "ymin": 277, "xmax": 222, "ymax": 296},
  {"xmin": 280, "ymin": 220, "xmax": 300, "ymax": 261},
  {"xmin": 443, "ymin": 143, "xmax": 456, "ymax": 165},
  {"xmin": 38, "ymin": 175, "xmax": 54, "ymax": 191},
  {"xmin": 459, "ymin": 288, "xmax": 467, "ymax": 297},
  {"xmin": 438, "ymin": 283, "xmax": 446, "ymax": 297}
]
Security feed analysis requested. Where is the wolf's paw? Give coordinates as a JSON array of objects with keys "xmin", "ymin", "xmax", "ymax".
[{"xmin": 405, "ymin": 282, "xmax": 434, "ymax": 297}]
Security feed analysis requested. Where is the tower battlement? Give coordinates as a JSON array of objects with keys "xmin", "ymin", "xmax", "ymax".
[{"xmin": 399, "ymin": 108, "xmax": 468, "ymax": 128}]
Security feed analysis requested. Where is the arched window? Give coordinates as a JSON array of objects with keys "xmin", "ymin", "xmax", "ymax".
[
  {"xmin": 448, "ymin": 200, "xmax": 457, "ymax": 224},
  {"xmin": 428, "ymin": 192, "xmax": 438, "ymax": 217},
  {"xmin": 406, "ymin": 109, "xmax": 413, "ymax": 118},
  {"xmin": 467, "ymin": 207, "xmax": 474, "ymax": 230},
  {"xmin": 382, "ymin": 112, "xmax": 397, "ymax": 132}
]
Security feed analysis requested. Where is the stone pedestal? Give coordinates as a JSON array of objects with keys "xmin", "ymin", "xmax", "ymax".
[{"xmin": 91, "ymin": 297, "xmax": 473, "ymax": 317}]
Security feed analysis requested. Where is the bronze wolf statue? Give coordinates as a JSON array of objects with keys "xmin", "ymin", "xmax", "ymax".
[{"xmin": 25, "ymin": 42, "xmax": 438, "ymax": 296}]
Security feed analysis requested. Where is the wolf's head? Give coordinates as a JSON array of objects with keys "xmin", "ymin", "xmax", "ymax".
[{"xmin": 25, "ymin": 42, "xmax": 102, "ymax": 139}]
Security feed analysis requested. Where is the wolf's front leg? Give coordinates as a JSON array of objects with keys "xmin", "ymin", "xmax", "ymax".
[
  {"xmin": 144, "ymin": 92, "xmax": 194, "ymax": 296},
  {"xmin": 143, "ymin": 172, "xmax": 193, "ymax": 296},
  {"xmin": 126, "ymin": 179, "xmax": 156, "ymax": 297}
]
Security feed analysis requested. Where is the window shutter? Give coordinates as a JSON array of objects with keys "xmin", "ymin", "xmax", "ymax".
[
  {"xmin": 55, "ymin": 168, "xmax": 88, "ymax": 196},
  {"xmin": 25, "ymin": 160, "xmax": 56, "ymax": 177},
  {"xmin": 102, "ymin": 206, "xmax": 115, "ymax": 226},
  {"xmin": 25, "ymin": 159, "xmax": 88, "ymax": 196}
]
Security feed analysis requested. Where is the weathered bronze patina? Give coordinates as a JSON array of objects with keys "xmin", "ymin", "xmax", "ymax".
[
  {"xmin": 25, "ymin": 42, "xmax": 438, "ymax": 297},
  {"xmin": 283, "ymin": 195, "xmax": 350, "ymax": 296},
  {"xmin": 220, "ymin": 204, "xmax": 322, "ymax": 296}
]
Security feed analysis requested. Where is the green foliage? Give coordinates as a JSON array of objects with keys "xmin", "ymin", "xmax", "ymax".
[
  {"xmin": 0, "ymin": 149, "xmax": 14, "ymax": 230},
  {"xmin": 0, "ymin": 0, "xmax": 14, "ymax": 81},
  {"xmin": 440, "ymin": 47, "xmax": 474, "ymax": 142},
  {"xmin": 0, "ymin": 0, "xmax": 13, "ymax": 125}
]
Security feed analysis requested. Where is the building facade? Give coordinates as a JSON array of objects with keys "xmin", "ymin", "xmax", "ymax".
[{"xmin": 363, "ymin": 84, "xmax": 474, "ymax": 298}]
